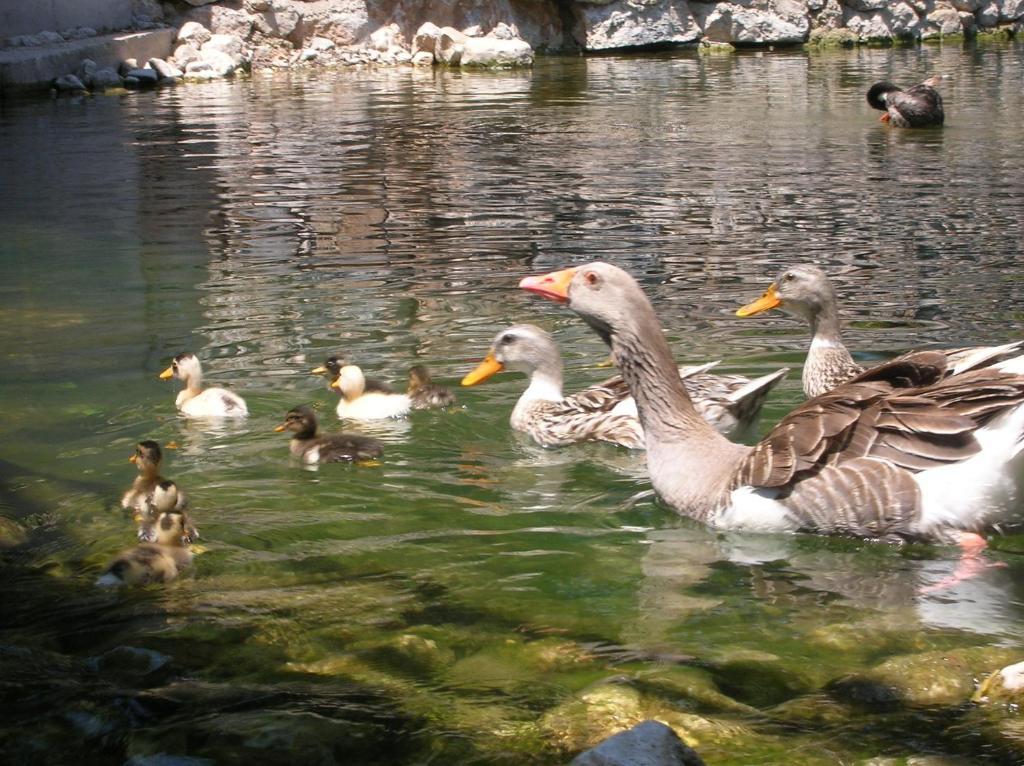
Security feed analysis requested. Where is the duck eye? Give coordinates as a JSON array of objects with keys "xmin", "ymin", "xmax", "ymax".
[
  {"xmin": 784, "ymin": 273, "xmax": 794, "ymax": 282},
  {"xmin": 584, "ymin": 271, "xmax": 598, "ymax": 286}
]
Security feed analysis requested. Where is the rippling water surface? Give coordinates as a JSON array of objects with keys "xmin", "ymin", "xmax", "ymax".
[{"xmin": 2, "ymin": 42, "xmax": 1024, "ymax": 764}]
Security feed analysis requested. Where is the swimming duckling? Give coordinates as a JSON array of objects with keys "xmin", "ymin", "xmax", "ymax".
[
  {"xmin": 121, "ymin": 440, "xmax": 188, "ymax": 515},
  {"xmin": 275, "ymin": 405, "xmax": 384, "ymax": 463},
  {"xmin": 159, "ymin": 352, "xmax": 248, "ymax": 418},
  {"xmin": 312, "ymin": 355, "xmax": 393, "ymax": 394},
  {"xmin": 407, "ymin": 365, "xmax": 455, "ymax": 410},
  {"xmin": 867, "ymin": 75, "xmax": 944, "ymax": 128},
  {"xmin": 330, "ymin": 365, "xmax": 411, "ymax": 420},
  {"xmin": 98, "ymin": 484, "xmax": 194, "ymax": 586}
]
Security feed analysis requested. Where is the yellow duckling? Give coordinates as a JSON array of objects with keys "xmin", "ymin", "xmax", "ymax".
[
  {"xmin": 330, "ymin": 364, "xmax": 411, "ymax": 420},
  {"xmin": 97, "ymin": 481, "xmax": 194, "ymax": 586},
  {"xmin": 275, "ymin": 405, "xmax": 384, "ymax": 463},
  {"xmin": 159, "ymin": 352, "xmax": 248, "ymax": 418}
]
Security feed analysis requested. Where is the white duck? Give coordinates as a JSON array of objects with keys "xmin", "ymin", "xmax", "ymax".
[{"xmin": 159, "ymin": 352, "xmax": 247, "ymax": 417}]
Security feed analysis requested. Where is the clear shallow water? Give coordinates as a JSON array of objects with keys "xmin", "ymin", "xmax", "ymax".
[{"xmin": 2, "ymin": 42, "xmax": 1024, "ymax": 764}]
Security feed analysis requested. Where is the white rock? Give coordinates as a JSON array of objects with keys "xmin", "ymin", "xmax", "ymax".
[
  {"xmin": 435, "ymin": 27, "xmax": 467, "ymax": 65},
  {"xmin": 462, "ymin": 24, "xmax": 484, "ymax": 37},
  {"xmin": 460, "ymin": 36, "xmax": 533, "ymax": 67},
  {"xmin": 370, "ymin": 23, "xmax": 403, "ymax": 52},
  {"xmin": 1002, "ymin": 0, "xmax": 1024, "ymax": 20},
  {"xmin": 489, "ymin": 22, "xmax": 518, "ymax": 40},
  {"xmin": 202, "ymin": 34, "xmax": 244, "ymax": 58},
  {"xmin": 309, "ymin": 36, "xmax": 336, "ymax": 51},
  {"xmin": 148, "ymin": 58, "xmax": 183, "ymax": 79},
  {"xmin": 244, "ymin": 0, "xmax": 271, "ymax": 11},
  {"xmin": 890, "ymin": 2, "xmax": 923, "ymax": 36},
  {"xmin": 171, "ymin": 43, "xmax": 201, "ymax": 68},
  {"xmin": 844, "ymin": 11, "xmax": 894, "ymax": 39},
  {"xmin": 926, "ymin": 4, "xmax": 964, "ymax": 34},
  {"xmin": 411, "ymin": 50, "xmax": 434, "ymax": 66},
  {"xmin": 90, "ymin": 67, "xmax": 123, "ymax": 89},
  {"xmin": 178, "ymin": 21, "xmax": 212, "ymax": 46},
  {"xmin": 412, "ymin": 22, "xmax": 441, "ymax": 55},
  {"xmin": 119, "ymin": 59, "xmax": 138, "ymax": 76},
  {"xmin": 53, "ymin": 74, "xmax": 86, "ymax": 91},
  {"xmin": 186, "ymin": 49, "xmax": 240, "ymax": 78},
  {"xmin": 703, "ymin": 3, "xmax": 809, "ymax": 44},
  {"xmin": 584, "ymin": 0, "xmax": 702, "ymax": 50},
  {"xmin": 299, "ymin": 48, "xmax": 318, "ymax": 61}
]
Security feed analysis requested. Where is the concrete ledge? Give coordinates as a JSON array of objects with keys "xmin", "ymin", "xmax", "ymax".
[{"xmin": 0, "ymin": 28, "xmax": 176, "ymax": 96}]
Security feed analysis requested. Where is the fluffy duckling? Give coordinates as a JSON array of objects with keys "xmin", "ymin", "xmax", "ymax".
[
  {"xmin": 121, "ymin": 440, "xmax": 188, "ymax": 515},
  {"xmin": 312, "ymin": 355, "xmax": 393, "ymax": 394},
  {"xmin": 407, "ymin": 365, "xmax": 455, "ymax": 410},
  {"xmin": 867, "ymin": 75, "xmax": 944, "ymax": 128},
  {"xmin": 159, "ymin": 352, "xmax": 248, "ymax": 418},
  {"xmin": 98, "ymin": 482, "xmax": 194, "ymax": 586},
  {"xmin": 330, "ymin": 365, "xmax": 411, "ymax": 420},
  {"xmin": 275, "ymin": 405, "xmax": 384, "ymax": 463}
]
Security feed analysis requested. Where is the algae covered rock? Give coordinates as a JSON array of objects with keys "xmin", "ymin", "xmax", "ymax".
[{"xmin": 830, "ymin": 646, "xmax": 1020, "ymax": 706}]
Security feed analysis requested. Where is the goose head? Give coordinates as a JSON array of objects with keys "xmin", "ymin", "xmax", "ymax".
[{"xmin": 462, "ymin": 324, "xmax": 562, "ymax": 385}]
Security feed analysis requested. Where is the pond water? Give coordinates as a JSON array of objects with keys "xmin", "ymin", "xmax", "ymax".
[{"xmin": 2, "ymin": 40, "xmax": 1024, "ymax": 765}]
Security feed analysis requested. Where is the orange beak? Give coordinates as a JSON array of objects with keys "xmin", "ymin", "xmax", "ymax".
[
  {"xmin": 736, "ymin": 284, "xmax": 782, "ymax": 317},
  {"xmin": 274, "ymin": 424, "xmax": 287, "ymax": 432},
  {"xmin": 311, "ymin": 366, "xmax": 327, "ymax": 374},
  {"xmin": 461, "ymin": 352, "xmax": 504, "ymax": 386},
  {"xmin": 129, "ymin": 454, "xmax": 138, "ymax": 464},
  {"xmin": 519, "ymin": 267, "xmax": 577, "ymax": 303},
  {"xmin": 330, "ymin": 377, "xmax": 341, "ymax": 390},
  {"xmin": 159, "ymin": 366, "xmax": 174, "ymax": 380}
]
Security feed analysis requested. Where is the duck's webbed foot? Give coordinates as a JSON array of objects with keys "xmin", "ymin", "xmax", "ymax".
[{"xmin": 918, "ymin": 532, "xmax": 1007, "ymax": 595}]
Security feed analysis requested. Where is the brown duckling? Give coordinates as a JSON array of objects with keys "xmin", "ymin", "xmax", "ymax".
[
  {"xmin": 407, "ymin": 365, "xmax": 455, "ymax": 410},
  {"xmin": 275, "ymin": 405, "xmax": 384, "ymax": 463},
  {"xmin": 121, "ymin": 440, "xmax": 188, "ymax": 515},
  {"xmin": 98, "ymin": 482, "xmax": 194, "ymax": 586}
]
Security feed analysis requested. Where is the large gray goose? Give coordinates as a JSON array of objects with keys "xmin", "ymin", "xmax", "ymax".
[
  {"xmin": 736, "ymin": 264, "xmax": 1023, "ymax": 398},
  {"xmin": 520, "ymin": 262, "xmax": 1024, "ymax": 554},
  {"xmin": 461, "ymin": 323, "xmax": 787, "ymax": 448}
]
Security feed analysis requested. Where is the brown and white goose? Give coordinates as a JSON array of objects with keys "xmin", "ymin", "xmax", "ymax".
[
  {"xmin": 736, "ymin": 264, "xmax": 1023, "ymax": 398},
  {"xmin": 462, "ymin": 324, "xmax": 787, "ymax": 448},
  {"xmin": 520, "ymin": 262, "xmax": 1024, "ymax": 552}
]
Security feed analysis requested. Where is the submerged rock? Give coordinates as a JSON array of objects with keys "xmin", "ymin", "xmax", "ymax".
[
  {"xmin": 830, "ymin": 646, "xmax": 1020, "ymax": 707},
  {"xmin": 570, "ymin": 720, "xmax": 707, "ymax": 766}
]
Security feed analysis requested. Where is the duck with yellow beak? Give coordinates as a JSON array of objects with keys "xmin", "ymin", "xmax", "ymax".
[{"xmin": 159, "ymin": 352, "xmax": 248, "ymax": 418}]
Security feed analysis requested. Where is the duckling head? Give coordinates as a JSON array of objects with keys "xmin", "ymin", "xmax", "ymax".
[
  {"xmin": 160, "ymin": 352, "xmax": 202, "ymax": 385},
  {"xmin": 312, "ymin": 354, "xmax": 348, "ymax": 377},
  {"xmin": 139, "ymin": 481, "xmax": 189, "ymax": 545},
  {"xmin": 275, "ymin": 405, "xmax": 318, "ymax": 439},
  {"xmin": 462, "ymin": 324, "xmax": 562, "ymax": 385},
  {"xmin": 331, "ymin": 365, "xmax": 366, "ymax": 400},
  {"xmin": 736, "ymin": 264, "xmax": 837, "ymax": 325},
  {"xmin": 130, "ymin": 440, "xmax": 163, "ymax": 476},
  {"xmin": 407, "ymin": 365, "xmax": 433, "ymax": 393}
]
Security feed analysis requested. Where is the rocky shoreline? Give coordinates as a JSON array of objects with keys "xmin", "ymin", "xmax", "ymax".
[{"xmin": 0, "ymin": 0, "xmax": 1019, "ymax": 94}]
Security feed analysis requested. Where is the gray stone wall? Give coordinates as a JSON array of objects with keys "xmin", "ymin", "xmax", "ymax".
[{"xmin": 0, "ymin": 0, "xmax": 133, "ymax": 38}]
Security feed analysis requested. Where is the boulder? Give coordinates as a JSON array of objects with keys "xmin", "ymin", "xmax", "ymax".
[
  {"xmin": 1001, "ymin": 0, "xmax": 1024, "ymax": 19},
  {"xmin": 570, "ymin": 720, "xmax": 707, "ymax": 766},
  {"xmin": 90, "ymin": 67, "xmax": 123, "ymax": 89},
  {"xmin": 926, "ymin": 3, "xmax": 965, "ymax": 34},
  {"xmin": 148, "ymin": 58, "xmax": 183, "ymax": 79},
  {"xmin": 253, "ymin": 7, "xmax": 301, "ymax": 40},
  {"xmin": 53, "ymin": 74, "xmax": 87, "ymax": 92},
  {"xmin": 125, "ymin": 68, "xmax": 160, "ymax": 85},
  {"xmin": 63, "ymin": 27, "xmax": 98, "ymax": 40},
  {"xmin": 702, "ymin": 2, "xmax": 809, "ymax": 44},
  {"xmin": 370, "ymin": 22, "xmax": 403, "ymax": 52},
  {"xmin": 202, "ymin": 33, "xmax": 244, "ymax": 59},
  {"xmin": 843, "ymin": 10, "xmax": 895, "ymax": 40},
  {"xmin": 186, "ymin": 50, "xmax": 240, "ymax": 79},
  {"xmin": 177, "ymin": 21, "xmax": 211, "ymax": 47},
  {"xmin": 582, "ymin": 0, "xmax": 702, "ymax": 50},
  {"xmin": 171, "ymin": 42, "xmax": 202, "ymax": 68},
  {"xmin": 412, "ymin": 21, "xmax": 441, "ymax": 55},
  {"xmin": 889, "ymin": 2, "xmax": 924, "ymax": 36},
  {"xmin": 460, "ymin": 35, "xmax": 534, "ymax": 67},
  {"xmin": 308, "ymin": 36, "xmax": 335, "ymax": 51},
  {"xmin": 118, "ymin": 59, "xmax": 138, "ymax": 76},
  {"xmin": 435, "ymin": 27, "xmax": 468, "ymax": 65},
  {"xmin": 77, "ymin": 59, "xmax": 98, "ymax": 83},
  {"xmin": 411, "ymin": 50, "xmax": 434, "ymax": 66}
]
